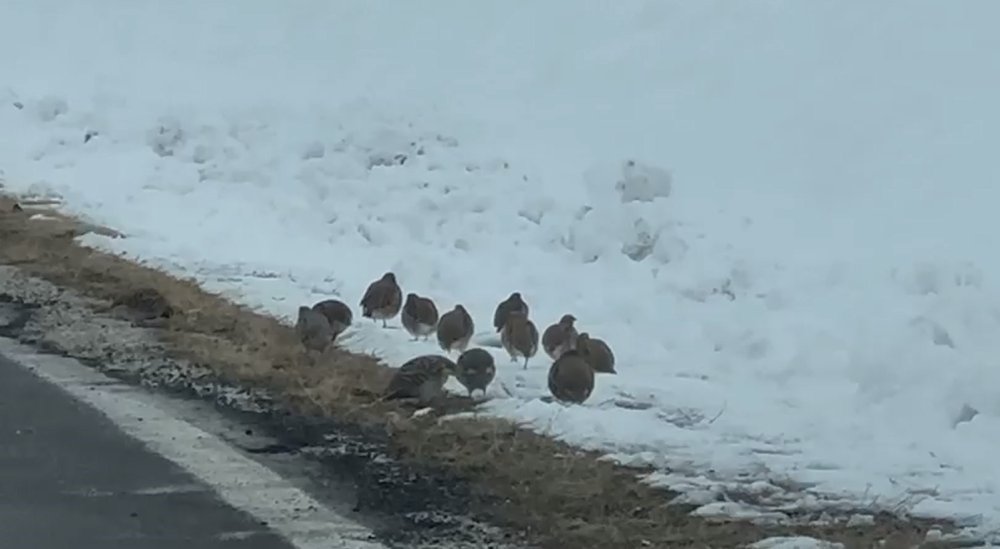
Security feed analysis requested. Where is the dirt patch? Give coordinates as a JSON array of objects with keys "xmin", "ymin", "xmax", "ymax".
[{"xmin": 0, "ymin": 195, "xmax": 963, "ymax": 549}]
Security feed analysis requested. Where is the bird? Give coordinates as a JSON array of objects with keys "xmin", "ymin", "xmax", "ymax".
[
  {"xmin": 109, "ymin": 287, "xmax": 174, "ymax": 327},
  {"xmin": 401, "ymin": 293, "xmax": 439, "ymax": 341},
  {"xmin": 548, "ymin": 350, "xmax": 595, "ymax": 404},
  {"xmin": 455, "ymin": 348, "xmax": 496, "ymax": 398},
  {"xmin": 493, "ymin": 292, "xmax": 529, "ymax": 333},
  {"xmin": 383, "ymin": 354, "xmax": 456, "ymax": 404},
  {"xmin": 541, "ymin": 314, "xmax": 579, "ymax": 361},
  {"xmin": 437, "ymin": 304, "xmax": 475, "ymax": 354},
  {"xmin": 500, "ymin": 309, "xmax": 539, "ymax": 369},
  {"xmin": 311, "ymin": 298, "xmax": 352, "ymax": 342},
  {"xmin": 360, "ymin": 272, "xmax": 403, "ymax": 328},
  {"xmin": 296, "ymin": 305, "xmax": 334, "ymax": 355},
  {"xmin": 112, "ymin": 287, "xmax": 173, "ymax": 320},
  {"xmin": 575, "ymin": 332, "xmax": 616, "ymax": 374}
]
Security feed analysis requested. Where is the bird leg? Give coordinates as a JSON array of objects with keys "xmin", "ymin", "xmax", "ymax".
[
  {"xmin": 382, "ymin": 319, "xmax": 388, "ymax": 328},
  {"xmin": 523, "ymin": 356, "xmax": 529, "ymax": 370}
]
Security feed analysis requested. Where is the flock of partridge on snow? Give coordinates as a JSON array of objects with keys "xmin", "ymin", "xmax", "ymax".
[{"xmin": 295, "ymin": 271, "xmax": 616, "ymax": 406}]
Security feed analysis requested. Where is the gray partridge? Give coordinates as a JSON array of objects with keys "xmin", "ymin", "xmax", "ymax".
[
  {"xmin": 401, "ymin": 293, "xmax": 439, "ymax": 341},
  {"xmin": 437, "ymin": 304, "xmax": 475, "ymax": 354},
  {"xmin": 360, "ymin": 272, "xmax": 403, "ymax": 328},
  {"xmin": 493, "ymin": 292, "xmax": 529, "ymax": 333},
  {"xmin": 541, "ymin": 314, "xmax": 579, "ymax": 361},
  {"xmin": 547, "ymin": 350, "xmax": 595, "ymax": 404},
  {"xmin": 455, "ymin": 348, "xmax": 496, "ymax": 398},
  {"xmin": 383, "ymin": 354, "xmax": 456, "ymax": 404},
  {"xmin": 311, "ymin": 298, "xmax": 353, "ymax": 342},
  {"xmin": 296, "ymin": 305, "xmax": 334, "ymax": 354},
  {"xmin": 500, "ymin": 310, "xmax": 539, "ymax": 369},
  {"xmin": 575, "ymin": 332, "xmax": 616, "ymax": 374},
  {"xmin": 110, "ymin": 287, "xmax": 174, "ymax": 326}
]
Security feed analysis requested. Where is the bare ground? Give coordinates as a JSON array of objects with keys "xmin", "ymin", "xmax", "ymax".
[{"xmin": 0, "ymin": 194, "xmax": 966, "ymax": 549}]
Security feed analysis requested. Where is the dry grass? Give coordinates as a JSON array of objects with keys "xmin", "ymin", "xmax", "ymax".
[{"xmin": 0, "ymin": 194, "xmax": 950, "ymax": 549}]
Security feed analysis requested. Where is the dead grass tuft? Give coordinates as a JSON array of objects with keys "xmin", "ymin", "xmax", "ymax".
[{"xmin": 0, "ymin": 195, "xmax": 954, "ymax": 548}]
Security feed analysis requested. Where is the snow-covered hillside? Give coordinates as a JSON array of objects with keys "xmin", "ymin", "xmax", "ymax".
[{"xmin": 3, "ymin": 0, "xmax": 1000, "ymax": 539}]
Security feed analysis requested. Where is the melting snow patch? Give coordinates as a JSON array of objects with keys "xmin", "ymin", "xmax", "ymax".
[
  {"xmin": 692, "ymin": 501, "xmax": 789, "ymax": 524},
  {"xmin": 749, "ymin": 537, "xmax": 845, "ymax": 549}
]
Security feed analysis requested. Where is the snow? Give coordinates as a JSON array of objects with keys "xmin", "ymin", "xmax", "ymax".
[
  {"xmin": 2, "ymin": 0, "xmax": 1000, "ymax": 540},
  {"xmin": 749, "ymin": 537, "xmax": 844, "ymax": 549}
]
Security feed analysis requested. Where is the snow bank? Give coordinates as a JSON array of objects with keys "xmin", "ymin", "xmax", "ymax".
[{"xmin": 3, "ymin": 0, "xmax": 1000, "ymax": 540}]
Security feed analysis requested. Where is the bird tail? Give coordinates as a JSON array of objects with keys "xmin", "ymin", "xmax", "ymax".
[{"xmin": 383, "ymin": 389, "xmax": 408, "ymax": 401}]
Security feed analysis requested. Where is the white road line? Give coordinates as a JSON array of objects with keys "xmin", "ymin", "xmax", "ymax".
[
  {"xmin": 0, "ymin": 337, "xmax": 388, "ymax": 549},
  {"xmin": 131, "ymin": 483, "xmax": 207, "ymax": 495}
]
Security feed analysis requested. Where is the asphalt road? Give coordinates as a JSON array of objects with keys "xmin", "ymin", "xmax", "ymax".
[{"xmin": 0, "ymin": 352, "xmax": 295, "ymax": 549}]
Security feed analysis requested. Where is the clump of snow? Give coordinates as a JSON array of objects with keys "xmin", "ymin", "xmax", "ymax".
[
  {"xmin": 691, "ymin": 501, "xmax": 790, "ymax": 524},
  {"xmin": 844, "ymin": 514, "xmax": 875, "ymax": 527},
  {"xmin": 750, "ymin": 537, "xmax": 844, "ymax": 549},
  {"xmin": 33, "ymin": 96, "xmax": 69, "ymax": 122},
  {"xmin": 3, "ymin": 0, "xmax": 1000, "ymax": 543},
  {"xmin": 146, "ymin": 117, "xmax": 185, "ymax": 158},
  {"xmin": 615, "ymin": 160, "xmax": 673, "ymax": 203}
]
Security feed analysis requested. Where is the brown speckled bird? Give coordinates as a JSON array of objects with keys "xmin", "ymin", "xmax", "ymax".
[
  {"xmin": 110, "ymin": 287, "xmax": 174, "ymax": 327},
  {"xmin": 401, "ymin": 293, "xmax": 439, "ymax": 341},
  {"xmin": 541, "ymin": 314, "xmax": 578, "ymax": 361},
  {"xmin": 383, "ymin": 354, "xmax": 456, "ymax": 404},
  {"xmin": 500, "ymin": 310, "xmax": 539, "ymax": 369},
  {"xmin": 360, "ymin": 272, "xmax": 403, "ymax": 328},
  {"xmin": 296, "ymin": 305, "xmax": 334, "ymax": 354},
  {"xmin": 436, "ymin": 304, "xmax": 475, "ymax": 354},
  {"xmin": 455, "ymin": 348, "xmax": 496, "ymax": 398},
  {"xmin": 311, "ymin": 298, "xmax": 352, "ymax": 342},
  {"xmin": 575, "ymin": 332, "xmax": 616, "ymax": 374},
  {"xmin": 493, "ymin": 292, "xmax": 529, "ymax": 333},
  {"xmin": 548, "ymin": 350, "xmax": 595, "ymax": 404}
]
